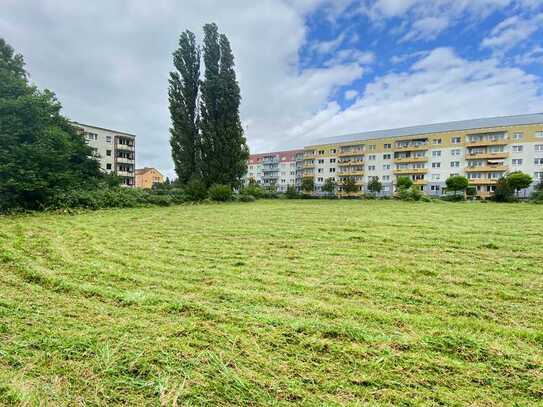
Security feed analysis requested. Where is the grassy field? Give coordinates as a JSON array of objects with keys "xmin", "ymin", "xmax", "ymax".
[{"xmin": 0, "ymin": 200, "xmax": 542, "ymax": 406}]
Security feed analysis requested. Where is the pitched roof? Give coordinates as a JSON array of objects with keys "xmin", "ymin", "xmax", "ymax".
[{"xmin": 311, "ymin": 112, "xmax": 543, "ymax": 146}]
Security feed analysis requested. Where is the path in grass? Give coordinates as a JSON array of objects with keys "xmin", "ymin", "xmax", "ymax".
[{"xmin": 0, "ymin": 200, "xmax": 542, "ymax": 405}]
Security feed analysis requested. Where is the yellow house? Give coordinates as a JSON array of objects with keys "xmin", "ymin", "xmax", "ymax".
[{"xmin": 135, "ymin": 167, "xmax": 164, "ymax": 189}]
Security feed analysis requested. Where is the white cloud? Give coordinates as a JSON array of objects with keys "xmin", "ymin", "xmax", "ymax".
[
  {"xmin": 514, "ymin": 46, "xmax": 543, "ymax": 65},
  {"xmin": 324, "ymin": 48, "xmax": 375, "ymax": 66},
  {"xmin": 482, "ymin": 13, "xmax": 543, "ymax": 51},
  {"xmin": 287, "ymin": 48, "xmax": 543, "ymax": 144},
  {"xmin": 400, "ymin": 16, "xmax": 449, "ymax": 42},
  {"xmin": 0, "ymin": 0, "xmax": 365, "ymax": 176}
]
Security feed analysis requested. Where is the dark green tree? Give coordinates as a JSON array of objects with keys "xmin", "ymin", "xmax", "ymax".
[
  {"xmin": 396, "ymin": 176, "xmax": 413, "ymax": 190},
  {"xmin": 169, "ymin": 30, "xmax": 201, "ymax": 184},
  {"xmin": 199, "ymin": 23, "xmax": 248, "ymax": 187},
  {"xmin": 322, "ymin": 177, "xmax": 336, "ymax": 195},
  {"xmin": 367, "ymin": 177, "xmax": 382, "ymax": 195},
  {"xmin": 342, "ymin": 177, "xmax": 359, "ymax": 194},
  {"xmin": 445, "ymin": 175, "xmax": 469, "ymax": 196},
  {"xmin": 505, "ymin": 171, "xmax": 532, "ymax": 197},
  {"xmin": 0, "ymin": 38, "xmax": 102, "ymax": 211},
  {"xmin": 302, "ymin": 177, "xmax": 315, "ymax": 193}
]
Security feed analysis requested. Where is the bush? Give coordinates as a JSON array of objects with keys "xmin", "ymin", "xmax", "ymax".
[
  {"xmin": 242, "ymin": 184, "xmax": 263, "ymax": 199},
  {"xmin": 396, "ymin": 186, "xmax": 423, "ymax": 201},
  {"xmin": 440, "ymin": 194, "xmax": 465, "ymax": 202},
  {"xmin": 530, "ymin": 190, "xmax": 543, "ymax": 203},
  {"xmin": 238, "ymin": 194, "xmax": 256, "ymax": 202},
  {"xmin": 145, "ymin": 194, "xmax": 174, "ymax": 206},
  {"xmin": 208, "ymin": 184, "xmax": 233, "ymax": 202},
  {"xmin": 285, "ymin": 185, "xmax": 300, "ymax": 199},
  {"xmin": 184, "ymin": 178, "xmax": 208, "ymax": 201}
]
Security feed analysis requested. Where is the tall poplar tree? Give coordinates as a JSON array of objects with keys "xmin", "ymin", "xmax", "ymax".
[
  {"xmin": 200, "ymin": 23, "xmax": 248, "ymax": 187},
  {"xmin": 217, "ymin": 33, "xmax": 249, "ymax": 187},
  {"xmin": 168, "ymin": 30, "xmax": 201, "ymax": 183},
  {"xmin": 199, "ymin": 23, "xmax": 221, "ymax": 186}
]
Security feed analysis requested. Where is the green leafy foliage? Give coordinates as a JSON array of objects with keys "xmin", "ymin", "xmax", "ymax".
[
  {"xmin": 169, "ymin": 30, "xmax": 201, "ymax": 183},
  {"xmin": 396, "ymin": 176, "xmax": 413, "ymax": 190},
  {"xmin": 341, "ymin": 177, "xmax": 359, "ymax": 194},
  {"xmin": 285, "ymin": 185, "xmax": 300, "ymax": 199},
  {"xmin": 0, "ymin": 38, "xmax": 104, "ymax": 211},
  {"xmin": 241, "ymin": 184, "xmax": 263, "ymax": 199},
  {"xmin": 208, "ymin": 184, "xmax": 233, "ymax": 201},
  {"xmin": 445, "ymin": 175, "xmax": 469, "ymax": 195},
  {"xmin": 184, "ymin": 177, "xmax": 208, "ymax": 201},
  {"xmin": 505, "ymin": 171, "xmax": 533, "ymax": 197},
  {"xmin": 367, "ymin": 177, "xmax": 383, "ymax": 194},
  {"xmin": 301, "ymin": 178, "xmax": 315, "ymax": 193},
  {"xmin": 322, "ymin": 178, "xmax": 336, "ymax": 195}
]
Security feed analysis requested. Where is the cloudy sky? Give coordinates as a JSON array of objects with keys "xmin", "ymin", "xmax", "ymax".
[{"xmin": 2, "ymin": 0, "xmax": 543, "ymax": 177}]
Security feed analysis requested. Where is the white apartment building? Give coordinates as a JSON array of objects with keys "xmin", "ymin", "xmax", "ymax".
[
  {"xmin": 71, "ymin": 122, "xmax": 136, "ymax": 187},
  {"xmin": 245, "ymin": 150, "xmax": 303, "ymax": 192}
]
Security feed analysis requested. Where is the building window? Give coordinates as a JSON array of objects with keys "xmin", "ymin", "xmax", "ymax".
[
  {"xmin": 433, "ymin": 139, "xmax": 442, "ymax": 145},
  {"xmin": 329, "ymin": 168, "xmax": 335, "ymax": 173},
  {"xmin": 106, "ymin": 150, "xmax": 111, "ymax": 156},
  {"xmin": 432, "ymin": 162, "xmax": 441, "ymax": 168},
  {"xmin": 512, "ymin": 159, "xmax": 523, "ymax": 165},
  {"xmin": 330, "ymin": 149, "xmax": 336, "ymax": 154},
  {"xmin": 513, "ymin": 132, "xmax": 523, "ymax": 140},
  {"xmin": 318, "ymin": 159, "xmax": 325, "ymax": 164},
  {"xmin": 383, "ymin": 175, "xmax": 390, "ymax": 181},
  {"xmin": 369, "ymin": 155, "xmax": 376, "ymax": 160},
  {"xmin": 317, "ymin": 177, "xmax": 324, "ymax": 182},
  {"xmin": 451, "ymin": 137, "xmax": 461, "ymax": 144},
  {"xmin": 450, "ymin": 161, "xmax": 460, "ymax": 168},
  {"xmin": 106, "ymin": 163, "xmax": 112, "ymax": 170},
  {"xmin": 512, "ymin": 145, "xmax": 523, "ymax": 152},
  {"xmin": 368, "ymin": 144, "xmax": 376, "ymax": 151},
  {"xmin": 432, "ymin": 150, "xmax": 441, "ymax": 157},
  {"xmin": 432, "ymin": 174, "xmax": 440, "ymax": 181},
  {"xmin": 535, "ymin": 145, "xmax": 543, "ymax": 152},
  {"xmin": 431, "ymin": 185, "xmax": 440, "ymax": 191},
  {"xmin": 106, "ymin": 135, "xmax": 112, "ymax": 143},
  {"xmin": 535, "ymin": 158, "xmax": 543, "ymax": 165},
  {"xmin": 383, "ymin": 164, "xmax": 391, "ymax": 170},
  {"xmin": 368, "ymin": 165, "xmax": 376, "ymax": 171},
  {"xmin": 317, "ymin": 168, "xmax": 323, "ymax": 173},
  {"xmin": 535, "ymin": 172, "xmax": 543, "ymax": 180},
  {"xmin": 450, "ymin": 173, "xmax": 459, "ymax": 177},
  {"xmin": 318, "ymin": 150, "xmax": 325, "ymax": 155},
  {"xmin": 330, "ymin": 158, "xmax": 336, "ymax": 163},
  {"xmin": 535, "ymin": 131, "xmax": 543, "ymax": 138},
  {"xmin": 384, "ymin": 143, "xmax": 392, "ymax": 149},
  {"xmin": 451, "ymin": 149, "xmax": 461, "ymax": 156},
  {"xmin": 383, "ymin": 154, "xmax": 391, "ymax": 159}
]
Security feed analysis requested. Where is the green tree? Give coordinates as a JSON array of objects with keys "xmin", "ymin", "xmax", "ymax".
[
  {"xmin": 169, "ymin": 30, "xmax": 201, "ymax": 184},
  {"xmin": 396, "ymin": 176, "xmax": 413, "ymax": 190},
  {"xmin": 505, "ymin": 171, "xmax": 532, "ymax": 197},
  {"xmin": 322, "ymin": 177, "xmax": 336, "ymax": 195},
  {"xmin": 445, "ymin": 175, "xmax": 469, "ymax": 196},
  {"xmin": 342, "ymin": 177, "xmax": 359, "ymax": 194},
  {"xmin": 199, "ymin": 23, "xmax": 248, "ymax": 188},
  {"xmin": 302, "ymin": 177, "xmax": 315, "ymax": 193},
  {"xmin": 494, "ymin": 177, "xmax": 515, "ymax": 202},
  {"xmin": 367, "ymin": 177, "xmax": 382, "ymax": 195},
  {"xmin": 0, "ymin": 38, "xmax": 102, "ymax": 211}
]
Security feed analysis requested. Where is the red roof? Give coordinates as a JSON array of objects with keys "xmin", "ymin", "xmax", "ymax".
[{"xmin": 248, "ymin": 149, "xmax": 304, "ymax": 164}]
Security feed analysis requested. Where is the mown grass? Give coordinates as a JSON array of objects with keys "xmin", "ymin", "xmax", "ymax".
[{"xmin": 0, "ymin": 200, "xmax": 542, "ymax": 406}]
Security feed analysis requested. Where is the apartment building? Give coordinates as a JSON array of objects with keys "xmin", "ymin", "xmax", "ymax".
[
  {"xmin": 308, "ymin": 113, "xmax": 543, "ymax": 197},
  {"xmin": 247, "ymin": 113, "xmax": 543, "ymax": 198},
  {"xmin": 245, "ymin": 150, "xmax": 304, "ymax": 192},
  {"xmin": 135, "ymin": 167, "xmax": 164, "ymax": 189},
  {"xmin": 71, "ymin": 122, "xmax": 136, "ymax": 187}
]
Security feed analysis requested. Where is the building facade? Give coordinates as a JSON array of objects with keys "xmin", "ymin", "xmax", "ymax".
[
  {"xmin": 245, "ymin": 150, "xmax": 304, "ymax": 192},
  {"xmin": 71, "ymin": 122, "xmax": 136, "ymax": 187},
  {"xmin": 248, "ymin": 113, "xmax": 543, "ymax": 198},
  {"xmin": 135, "ymin": 167, "xmax": 164, "ymax": 189}
]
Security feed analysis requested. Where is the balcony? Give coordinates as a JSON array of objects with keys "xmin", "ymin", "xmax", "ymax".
[
  {"xmin": 394, "ymin": 145, "xmax": 428, "ymax": 153},
  {"xmin": 414, "ymin": 179, "xmax": 428, "ymax": 185},
  {"xmin": 115, "ymin": 143, "xmax": 135, "ymax": 152},
  {"xmin": 338, "ymin": 179, "xmax": 363, "ymax": 186},
  {"xmin": 393, "ymin": 157, "xmax": 428, "ymax": 164},
  {"xmin": 116, "ymin": 156, "xmax": 134, "ymax": 164},
  {"xmin": 393, "ymin": 168, "xmax": 428, "ymax": 175},
  {"xmin": 339, "ymin": 170, "xmax": 364, "ymax": 177},
  {"xmin": 465, "ymin": 152, "xmax": 509, "ymax": 160},
  {"xmin": 116, "ymin": 170, "xmax": 134, "ymax": 177},
  {"xmin": 338, "ymin": 160, "xmax": 364, "ymax": 166},
  {"xmin": 469, "ymin": 178, "xmax": 499, "ymax": 185},
  {"xmin": 465, "ymin": 139, "xmax": 508, "ymax": 147},
  {"xmin": 338, "ymin": 150, "xmax": 364, "ymax": 157},
  {"xmin": 465, "ymin": 165, "xmax": 508, "ymax": 172}
]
